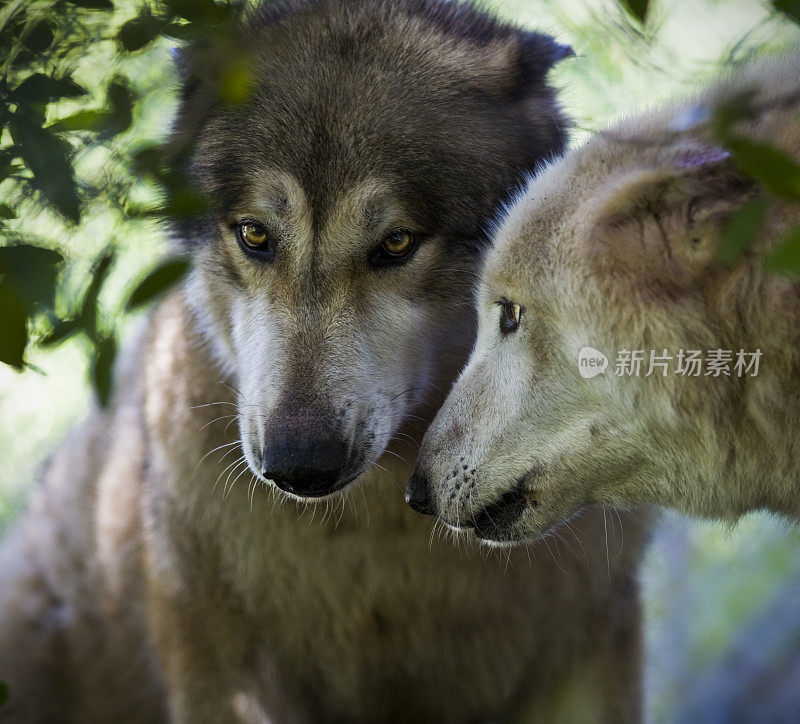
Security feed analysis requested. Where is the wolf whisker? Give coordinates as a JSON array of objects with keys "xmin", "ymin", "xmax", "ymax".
[
  {"xmin": 335, "ymin": 495, "xmax": 345, "ymax": 530},
  {"xmin": 603, "ymin": 508, "xmax": 611, "ymax": 582},
  {"xmin": 216, "ymin": 380, "xmax": 243, "ymax": 398},
  {"xmin": 198, "ymin": 414, "xmax": 238, "ymax": 431},
  {"xmin": 212, "ymin": 455, "xmax": 246, "ymax": 495},
  {"xmin": 541, "ymin": 534, "xmax": 567, "ymax": 575},
  {"xmin": 196, "ymin": 440, "xmax": 240, "ymax": 469},
  {"xmin": 224, "ymin": 459, "xmax": 251, "ymax": 499},
  {"xmin": 189, "ymin": 401, "xmax": 237, "ymax": 410},
  {"xmin": 614, "ymin": 508, "xmax": 625, "ymax": 559},
  {"xmin": 382, "ymin": 449, "xmax": 407, "ymax": 465},
  {"xmin": 217, "ymin": 444, "xmax": 243, "ymax": 465},
  {"xmin": 561, "ymin": 519, "xmax": 591, "ymax": 572}
]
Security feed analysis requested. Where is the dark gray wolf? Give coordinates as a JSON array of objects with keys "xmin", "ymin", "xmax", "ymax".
[{"xmin": 0, "ymin": 1, "xmax": 650, "ymax": 721}]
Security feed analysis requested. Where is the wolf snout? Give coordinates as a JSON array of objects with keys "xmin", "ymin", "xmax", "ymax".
[
  {"xmin": 260, "ymin": 438, "xmax": 350, "ymax": 498},
  {"xmin": 405, "ymin": 470, "xmax": 435, "ymax": 516}
]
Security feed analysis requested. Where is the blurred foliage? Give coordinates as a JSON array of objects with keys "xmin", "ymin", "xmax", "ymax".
[
  {"xmin": 710, "ymin": 90, "xmax": 800, "ymax": 269},
  {"xmin": 619, "ymin": 0, "xmax": 650, "ymax": 25},
  {"xmin": 614, "ymin": 0, "xmax": 800, "ymax": 273},
  {"xmin": 0, "ymin": 0, "xmax": 250, "ymax": 400}
]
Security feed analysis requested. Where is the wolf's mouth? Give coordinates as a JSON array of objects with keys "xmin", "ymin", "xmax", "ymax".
[
  {"xmin": 265, "ymin": 469, "xmax": 360, "ymax": 499},
  {"xmin": 471, "ymin": 489, "xmax": 527, "ymax": 542}
]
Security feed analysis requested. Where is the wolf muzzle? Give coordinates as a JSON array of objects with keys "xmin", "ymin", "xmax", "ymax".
[{"xmin": 258, "ymin": 396, "xmax": 356, "ymax": 498}]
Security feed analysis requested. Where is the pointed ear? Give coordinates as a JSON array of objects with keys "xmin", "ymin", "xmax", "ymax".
[
  {"xmin": 589, "ymin": 142, "xmax": 757, "ymax": 290},
  {"xmin": 472, "ymin": 31, "xmax": 573, "ymax": 100},
  {"xmin": 515, "ymin": 31, "xmax": 574, "ymax": 93},
  {"xmin": 596, "ymin": 143, "xmax": 753, "ymax": 227}
]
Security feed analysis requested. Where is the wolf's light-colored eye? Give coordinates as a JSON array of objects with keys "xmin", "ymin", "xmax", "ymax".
[
  {"xmin": 371, "ymin": 229, "xmax": 422, "ymax": 268},
  {"xmin": 381, "ymin": 230, "xmax": 415, "ymax": 257},
  {"xmin": 238, "ymin": 221, "xmax": 269, "ymax": 249},
  {"xmin": 498, "ymin": 299, "xmax": 523, "ymax": 335}
]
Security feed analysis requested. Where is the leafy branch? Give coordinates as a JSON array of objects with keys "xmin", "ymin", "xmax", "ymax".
[{"xmin": 0, "ymin": 0, "xmax": 248, "ymax": 404}]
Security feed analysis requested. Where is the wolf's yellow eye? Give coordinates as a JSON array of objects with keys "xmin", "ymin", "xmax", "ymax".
[
  {"xmin": 370, "ymin": 229, "xmax": 422, "ymax": 268},
  {"xmin": 381, "ymin": 230, "xmax": 415, "ymax": 257},
  {"xmin": 238, "ymin": 221, "xmax": 269, "ymax": 249}
]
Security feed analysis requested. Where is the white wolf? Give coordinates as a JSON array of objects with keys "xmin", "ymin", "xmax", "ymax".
[{"xmin": 410, "ymin": 55, "xmax": 800, "ymax": 544}]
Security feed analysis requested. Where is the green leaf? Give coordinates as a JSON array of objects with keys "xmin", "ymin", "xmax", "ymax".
[
  {"xmin": 9, "ymin": 114, "xmax": 82, "ymax": 223},
  {"xmin": 117, "ymin": 9, "xmax": 168, "ymax": 52},
  {"xmin": 91, "ymin": 335, "xmax": 117, "ymax": 407},
  {"xmin": 22, "ymin": 20, "xmax": 54, "ymax": 54},
  {"xmin": 711, "ymin": 90, "xmax": 757, "ymax": 139},
  {"xmin": 131, "ymin": 144, "xmax": 166, "ymax": 174},
  {"xmin": 128, "ymin": 190, "xmax": 209, "ymax": 219},
  {"xmin": 46, "ymin": 77, "xmax": 134, "ymax": 138},
  {"xmin": 619, "ymin": 0, "xmax": 649, "ymax": 24},
  {"xmin": 64, "ymin": 0, "xmax": 114, "ymax": 9},
  {"xmin": 0, "ymin": 147, "xmax": 21, "ymax": 182},
  {"xmin": 717, "ymin": 197, "xmax": 768, "ymax": 265},
  {"xmin": 164, "ymin": 0, "xmax": 225, "ymax": 24},
  {"xmin": 9, "ymin": 73, "xmax": 86, "ymax": 104},
  {"xmin": 103, "ymin": 76, "xmax": 135, "ymax": 137},
  {"xmin": 161, "ymin": 22, "xmax": 195, "ymax": 40},
  {"xmin": 0, "ymin": 276, "xmax": 29, "ymax": 369},
  {"xmin": 165, "ymin": 189, "xmax": 209, "ymax": 217},
  {"xmin": 0, "ymin": 244, "xmax": 63, "ymax": 311},
  {"xmin": 726, "ymin": 136, "xmax": 800, "ymax": 200},
  {"xmin": 764, "ymin": 225, "xmax": 800, "ymax": 276},
  {"xmin": 219, "ymin": 54, "xmax": 254, "ymax": 105},
  {"xmin": 772, "ymin": 0, "xmax": 800, "ymax": 24},
  {"xmin": 40, "ymin": 318, "xmax": 79, "ymax": 347},
  {"xmin": 47, "ymin": 109, "xmax": 110, "ymax": 133},
  {"xmin": 126, "ymin": 256, "xmax": 189, "ymax": 311},
  {"xmin": 79, "ymin": 251, "xmax": 115, "ymax": 340}
]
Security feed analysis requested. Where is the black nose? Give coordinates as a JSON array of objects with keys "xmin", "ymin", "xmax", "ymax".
[
  {"xmin": 261, "ymin": 439, "xmax": 349, "ymax": 498},
  {"xmin": 405, "ymin": 471, "xmax": 435, "ymax": 516}
]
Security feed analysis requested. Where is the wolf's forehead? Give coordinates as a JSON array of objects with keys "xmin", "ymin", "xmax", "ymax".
[{"xmin": 238, "ymin": 172, "xmax": 412, "ymax": 247}]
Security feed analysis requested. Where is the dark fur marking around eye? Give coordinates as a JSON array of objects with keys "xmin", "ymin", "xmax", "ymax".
[{"xmin": 497, "ymin": 297, "xmax": 523, "ymax": 335}]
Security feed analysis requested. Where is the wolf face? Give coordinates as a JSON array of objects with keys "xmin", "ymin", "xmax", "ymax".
[
  {"xmin": 410, "ymin": 57, "xmax": 800, "ymax": 541},
  {"xmin": 175, "ymin": 0, "xmax": 570, "ymax": 499}
]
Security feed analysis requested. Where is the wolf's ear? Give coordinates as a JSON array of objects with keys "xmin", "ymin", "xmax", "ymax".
[
  {"xmin": 596, "ymin": 144, "xmax": 752, "ymax": 225},
  {"xmin": 476, "ymin": 32, "xmax": 572, "ymax": 100},
  {"xmin": 515, "ymin": 32, "xmax": 574, "ymax": 90},
  {"xmin": 589, "ymin": 142, "xmax": 756, "ymax": 289}
]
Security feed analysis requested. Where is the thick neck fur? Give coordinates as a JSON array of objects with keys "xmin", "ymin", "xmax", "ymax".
[{"xmin": 138, "ymin": 292, "xmax": 650, "ymax": 720}]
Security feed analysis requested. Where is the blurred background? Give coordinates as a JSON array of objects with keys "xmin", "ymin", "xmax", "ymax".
[{"xmin": 1, "ymin": 0, "xmax": 799, "ymax": 720}]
